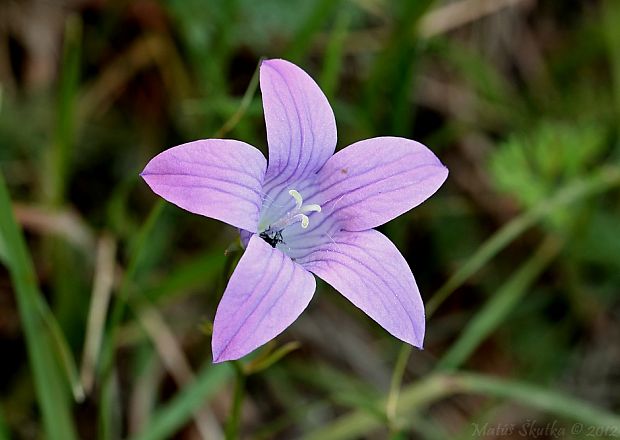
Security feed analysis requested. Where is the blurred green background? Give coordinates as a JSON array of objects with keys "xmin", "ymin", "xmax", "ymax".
[{"xmin": 1, "ymin": 0, "xmax": 619, "ymax": 439}]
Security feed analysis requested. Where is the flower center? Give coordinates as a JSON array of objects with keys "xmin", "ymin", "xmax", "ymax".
[{"xmin": 259, "ymin": 190, "xmax": 321, "ymax": 247}]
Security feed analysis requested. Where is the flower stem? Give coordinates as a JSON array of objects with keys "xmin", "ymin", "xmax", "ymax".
[
  {"xmin": 225, "ymin": 361, "xmax": 246, "ymax": 440},
  {"xmin": 385, "ymin": 344, "xmax": 412, "ymax": 429}
]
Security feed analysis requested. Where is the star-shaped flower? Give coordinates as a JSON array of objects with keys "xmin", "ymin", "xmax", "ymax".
[{"xmin": 141, "ymin": 59, "xmax": 448, "ymax": 362}]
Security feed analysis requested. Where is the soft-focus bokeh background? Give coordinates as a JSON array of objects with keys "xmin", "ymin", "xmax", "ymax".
[{"xmin": 1, "ymin": 0, "xmax": 619, "ymax": 439}]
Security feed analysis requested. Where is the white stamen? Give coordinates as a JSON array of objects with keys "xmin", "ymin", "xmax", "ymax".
[
  {"xmin": 302, "ymin": 204, "xmax": 321, "ymax": 213},
  {"xmin": 289, "ymin": 189, "xmax": 304, "ymax": 210},
  {"xmin": 299, "ymin": 214, "xmax": 309, "ymax": 228},
  {"xmin": 265, "ymin": 189, "xmax": 322, "ymax": 232}
]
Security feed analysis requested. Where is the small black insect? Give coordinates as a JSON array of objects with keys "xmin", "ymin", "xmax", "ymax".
[{"xmin": 259, "ymin": 229, "xmax": 284, "ymax": 248}]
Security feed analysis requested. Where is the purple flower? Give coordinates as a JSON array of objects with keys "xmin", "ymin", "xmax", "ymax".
[{"xmin": 141, "ymin": 59, "xmax": 448, "ymax": 363}]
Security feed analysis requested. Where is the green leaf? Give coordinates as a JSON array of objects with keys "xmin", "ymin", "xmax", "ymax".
[
  {"xmin": 129, "ymin": 363, "xmax": 232, "ymax": 440},
  {"xmin": 0, "ymin": 233, "xmax": 7, "ymax": 265},
  {"xmin": 604, "ymin": 0, "xmax": 620, "ymax": 120},
  {"xmin": 303, "ymin": 372, "xmax": 620, "ymax": 440},
  {"xmin": 489, "ymin": 122, "xmax": 607, "ymax": 216},
  {"xmin": 427, "ymin": 165, "xmax": 620, "ymax": 316},
  {"xmin": 436, "ymin": 237, "xmax": 562, "ymax": 371},
  {"xmin": 286, "ymin": 0, "xmax": 344, "ymax": 62},
  {"xmin": 319, "ymin": 9, "xmax": 351, "ymax": 101},
  {"xmin": 47, "ymin": 14, "xmax": 82, "ymax": 206},
  {"xmin": 0, "ymin": 405, "xmax": 10, "ymax": 440},
  {"xmin": 0, "ymin": 173, "xmax": 78, "ymax": 440},
  {"xmin": 144, "ymin": 250, "xmax": 225, "ymax": 303},
  {"xmin": 97, "ymin": 200, "xmax": 166, "ymax": 439},
  {"xmin": 245, "ymin": 341, "xmax": 302, "ymax": 375}
]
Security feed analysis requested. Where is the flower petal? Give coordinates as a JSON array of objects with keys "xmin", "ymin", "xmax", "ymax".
[
  {"xmin": 260, "ymin": 59, "xmax": 337, "ymax": 186},
  {"xmin": 212, "ymin": 234, "xmax": 316, "ymax": 362},
  {"xmin": 314, "ymin": 137, "xmax": 448, "ymax": 231},
  {"xmin": 141, "ymin": 139, "xmax": 267, "ymax": 232},
  {"xmin": 299, "ymin": 229, "xmax": 425, "ymax": 347}
]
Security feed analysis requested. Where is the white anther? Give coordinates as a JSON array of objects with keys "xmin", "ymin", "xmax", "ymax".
[
  {"xmin": 263, "ymin": 189, "xmax": 322, "ymax": 233},
  {"xmin": 302, "ymin": 204, "xmax": 321, "ymax": 214},
  {"xmin": 299, "ymin": 214, "xmax": 309, "ymax": 228},
  {"xmin": 288, "ymin": 189, "xmax": 304, "ymax": 210},
  {"xmin": 288, "ymin": 190, "xmax": 321, "ymax": 214}
]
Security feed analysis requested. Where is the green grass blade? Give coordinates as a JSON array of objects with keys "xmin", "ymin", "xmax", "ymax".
[
  {"xmin": 0, "ymin": 173, "xmax": 78, "ymax": 440},
  {"xmin": 214, "ymin": 57, "xmax": 262, "ymax": 138},
  {"xmin": 144, "ymin": 250, "xmax": 225, "ymax": 303},
  {"xmin": 286, "ymin": 0, "xmax": 343, "ymax": 62},
  {"xmin": 99, "ymin": 199, "xmax": 166, "ymax": 379},
  {"xmin": 385, "ymin": 345, "xmax": 412, "ymax": 425},
  {"xmin": 436, "ymin": 237, "xmax": 562, "ymax": 371},
  {"xmin": 36, "ymin": 296, "xmax": 85, "ymax": 401},
  {"xmin": 319, "ymin": 9, "xmax": 350, "ymax": 100},
  {"xmin": 453, "ymin": 373, "xmax": 620, "ymax": 430},
  {"xmin": 129, "ymin": 363, "xmax": 232, "ymax": 440},
  {"xmin": 48, "ymin": 14, "xmax": 82, "ymax": 206},
  {"xmin": 427, "ymin": 165, "xmax": 620, "ymax": 316},
  {"xmin": 0, "ymin": 232, "xmax": 6, "ymax": 264},
  {"xmin": 98, "ymin": 369, "xmax": 121, "ymax": 440},
  {"xmin": 0, "ymin": 405, "xmax": 9, "ymax": 440},
  {"xmin": 303, "ymin": 372, "xmax": 620, "ymax": 440},
  {"xmin": 97, "ymin": 200, "xmax": 166, "ymax": 439},
  {"xmin": 363, "ymin": 0, "xmax": 433, "ymax": 134},
  {"xmin": 604, "ymin": 0, "xmax": 620, "ymax": 121},
  {"xmin": 43, "ymin": 14, "xmax": 86, "ymax": 375}
]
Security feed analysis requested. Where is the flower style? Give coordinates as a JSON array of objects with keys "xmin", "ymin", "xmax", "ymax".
[{"xmin": 141, "ymin": 59, "xmax": 448, "ymax": 362}]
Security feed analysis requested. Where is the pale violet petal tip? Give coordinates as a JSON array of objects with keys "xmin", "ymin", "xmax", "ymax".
[
  {"xmin": 141, "ymin": 139, "xmax": 267, "ymax": 233},
  {"xmin": 300, "ymin": 229, "xmax": 425, "ymax": 348},
  {"xmin": 212, "ymin": 235, "xmax": 316, "ymax": 363},
  {"xmin": 260, "ymin": 58, "xmax": 337, "ymax": 184},
  {"xmin": 314, "ymin": 136, "xmax": 448, "ymax": 231}
]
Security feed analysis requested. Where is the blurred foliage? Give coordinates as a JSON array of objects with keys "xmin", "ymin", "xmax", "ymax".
[
  {"xmin": 497, "ymin": 124, "xmax": 601, "ymax": 194},
  {"xmin": 0, "ymin": 0, "xmax": 619, "ymax": 439},
  {"xmin": 489, "ymin": 122, "xmax": 607, "ymax": 224}
]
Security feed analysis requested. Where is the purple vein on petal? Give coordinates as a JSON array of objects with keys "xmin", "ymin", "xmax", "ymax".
[
  {"xmin": 212, "ymin": 236, "xmax": 315, "ymax": 362},
  {"xmin": 300, "ymin": 230, "xmax": 424, "ymax": 347}
]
